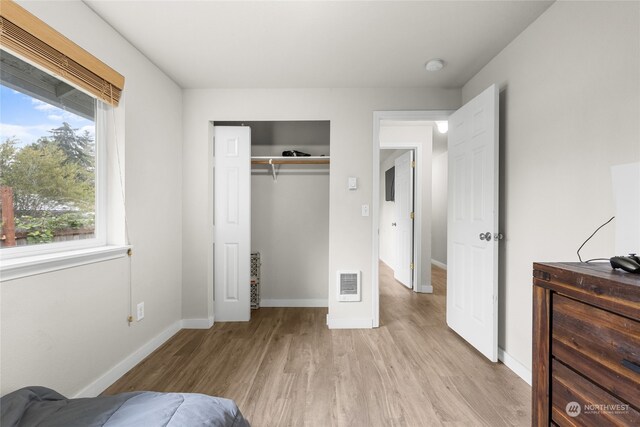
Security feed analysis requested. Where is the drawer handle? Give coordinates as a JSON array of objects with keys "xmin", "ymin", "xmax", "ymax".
[{"xmin": 622, "ymin": 359, "xmax": 640, "ymax": 374}]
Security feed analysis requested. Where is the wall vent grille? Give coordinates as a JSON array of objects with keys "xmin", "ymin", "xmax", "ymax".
[{"xmin": 337, "ymin": 270, "xmax": 361, "ymax": 302}]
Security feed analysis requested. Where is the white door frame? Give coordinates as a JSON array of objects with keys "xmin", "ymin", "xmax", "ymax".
[{"xmin": 372, "ymin": 110, "xmax": 454, "ymax": 328}]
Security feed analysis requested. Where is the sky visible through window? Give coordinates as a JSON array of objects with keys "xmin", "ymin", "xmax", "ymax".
[{"xmin": 0, "ymin": 84, "xmax": 94, "ymax": 147}]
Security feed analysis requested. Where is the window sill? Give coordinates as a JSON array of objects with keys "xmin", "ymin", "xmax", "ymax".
[{"xmin": 0, "ymin": 245, "xmax": 130, "ymax": 282}]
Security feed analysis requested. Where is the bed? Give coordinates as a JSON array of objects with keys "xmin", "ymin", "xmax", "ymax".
[{"xmin": 0, "ymin": 386, "xmax": 250, "ymax": 427}]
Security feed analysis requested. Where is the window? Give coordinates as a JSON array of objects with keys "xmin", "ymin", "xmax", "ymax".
[
  {"xmin": 0, "ymin": 49, "xmax": 106, "ymax": 256},
  {"xmin": 0, "ymin": 1, "xmax": 125, "ymax": 278}
]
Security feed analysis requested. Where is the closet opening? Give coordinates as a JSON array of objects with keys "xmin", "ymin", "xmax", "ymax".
[{"xmin": 212, "ymin": 120, "xmax": 330, "ymax": 321}]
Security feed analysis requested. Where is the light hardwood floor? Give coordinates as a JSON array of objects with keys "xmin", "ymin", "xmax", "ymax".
[{"xmin": 105, "ymin": 263, "xmax": 531, "ymax": 426}]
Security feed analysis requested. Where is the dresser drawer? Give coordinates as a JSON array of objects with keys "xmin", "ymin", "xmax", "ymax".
[
  {"xmin": 552, "ymin": 359, "xmax": 640, "ymax": 426},
  {"xmin": 552, "ymin": 293, "xmax": 640, "ymax": 408}
]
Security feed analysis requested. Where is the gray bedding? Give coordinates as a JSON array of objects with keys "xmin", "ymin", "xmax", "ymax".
[{"xmin": 0, "ymin": 386, "xmax": 250, "ymax": 427}]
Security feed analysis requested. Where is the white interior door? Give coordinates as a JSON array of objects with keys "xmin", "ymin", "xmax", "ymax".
[
  {"xmin": 214, "ymin": 126, "xmax": 251, "ymax": 321},
  {"xmin": 446, "ymin": 84, "xmax": 499, "ymax": 362},
  {"xmin": 394, "ymin": 150, "xmax": 414, "ymax": 288}
]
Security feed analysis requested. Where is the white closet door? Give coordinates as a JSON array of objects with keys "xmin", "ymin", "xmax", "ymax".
[{"xmin": 214, "ymin": 126, "xmax": 251, "ymax": 321}]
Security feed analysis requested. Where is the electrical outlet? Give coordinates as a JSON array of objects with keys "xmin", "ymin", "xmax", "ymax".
[{"xmin": 136, "ymin": 302, "xmax": 145, "ymax": 321}]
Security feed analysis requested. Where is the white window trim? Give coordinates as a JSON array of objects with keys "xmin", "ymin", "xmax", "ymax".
[
  {"xmin": 0, "ymin": 245, "xmax": 130, "ymax": 282},
  {"xmin": 0, "ymin": 101, "xmax": 126, "ymax": 282}
]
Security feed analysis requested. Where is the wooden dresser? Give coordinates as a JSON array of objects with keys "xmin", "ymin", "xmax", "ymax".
[{"xmin": 532, "ymin": 262, "xmax": 640, "ymax": 426}]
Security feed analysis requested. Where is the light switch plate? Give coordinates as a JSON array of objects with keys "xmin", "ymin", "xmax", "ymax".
[
  {"xmin": 136, "ymin": 302, "xmax": 145, "ymax": 321},
  {"xmin": 362, "ymin": 204, "xmax": 369, "ymax": 217},
  {"xmin": 348, "ymin": 177, "xmax": 357, "ymax": 190}
]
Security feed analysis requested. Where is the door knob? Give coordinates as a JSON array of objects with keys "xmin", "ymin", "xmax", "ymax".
[
  {"xmin": 479, "ymin": 232, "xmax": 492, "ymax": 241},
  {"xmin": 392, "ymin": 223, "xmax": 397, "ymax": 226}
]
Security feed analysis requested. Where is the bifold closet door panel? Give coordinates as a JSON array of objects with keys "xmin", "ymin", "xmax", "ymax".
[{"xmin": 214, "ymin": 126, "xmax": 251, "ymax": 321}]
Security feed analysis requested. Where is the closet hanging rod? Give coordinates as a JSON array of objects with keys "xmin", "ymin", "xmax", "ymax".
[{"xmin": 251, "ymin": 156, "xmax": 330, "ymax": 165}]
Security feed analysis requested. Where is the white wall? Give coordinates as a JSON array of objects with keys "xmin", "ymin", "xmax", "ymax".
[
  {"xmin": 252, "ymin": 173, "xmax": 329, "ymax": 305},
  {"xmin": 182, "ymin": 89, "xmax": 460, "ymax": 327},
  {"xmin": 379, "ymin": 149, "xmax": 409, "ymax": 268},
  {"xmin": 431, "ymin": 151, "xmax": 447, "ymax": 267},
  {"xmin": 1, "ymin": 1, "xmax": 183, "ymax": 396},
  {"xmin": 463, "ymin": 1, "xmax": 640, "ymax": 372},
  {"xmin": 432, "ymin": 129, "xmax": 448, "ymax": 156}
]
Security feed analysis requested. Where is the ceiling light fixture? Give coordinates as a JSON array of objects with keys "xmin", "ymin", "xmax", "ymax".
[
  {"xmin": 425, "ymin": 59, "xmax": 445, "ymax": 72},
  {"xmin": 436, "ymin": 121, "xmax": 448, "ymax": 134}
]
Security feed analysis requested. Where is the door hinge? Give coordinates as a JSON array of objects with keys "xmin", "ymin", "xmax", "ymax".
[
  {"xmin": 411, "ymin": 160, "xmax": 416, "ymax": 168},
  {"xmin": 410, "ymin": 212, "xmax": 414, "ymax": 220},
  {"xmin": 410, "ymin": 263, "xmax": 414, "ymax": 270}
]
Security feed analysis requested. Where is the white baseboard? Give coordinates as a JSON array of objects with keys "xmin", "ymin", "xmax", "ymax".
[
  {"xmin": 181, "ymin": 315, "xmax": 215, "ymax": 329},
  {"xmin": 261, "ymin": 299, "xmax": 328, "ymax": 307},
  {"xmin": 326, "ymin": 315, "xmax": 373, "ymax": 329},
  {"xmin": 73, "ymin": 320, "xmax": 183, "ymax": 398},
  {"xmin": 431, "ymin": 259, "xmax": 447, "ymax": 270},
  {"xmin": 498, "ymin": 347, "xmax": 532, "ymax": 386},
  {"xmin": 418, "ymin": 285, "xmax": 433, "ymax": 293}
]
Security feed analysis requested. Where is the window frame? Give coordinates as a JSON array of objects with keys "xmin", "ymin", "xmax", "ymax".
[
  {"xmin": 0, "ymin": 75, "xmax": 128, "ymax": 282},
  {"xmin": 0, "ymin": 1, "xmax": 128, "ymax": 281}
]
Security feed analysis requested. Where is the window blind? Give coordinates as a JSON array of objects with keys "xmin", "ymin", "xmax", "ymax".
[{"xmin": 0, "ymin": 0, "xmax": 124, "ymax": 106}]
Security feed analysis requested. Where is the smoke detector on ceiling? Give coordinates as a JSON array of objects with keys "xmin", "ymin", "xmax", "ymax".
[{"xmin": 425, "ymin": 59, "xmax": 445, "ymax": 72}]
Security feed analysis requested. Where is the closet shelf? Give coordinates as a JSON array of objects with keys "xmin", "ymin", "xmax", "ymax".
[
  {"xmin": 251, "ymin": 156, "xmax": 330, "ymax": 165},
  {"xmin": 251, "ymin": 156, "xmax": 329, "ymax": 182}
]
